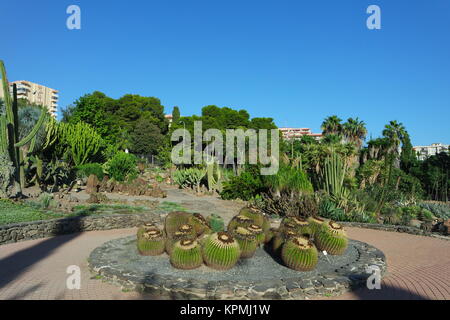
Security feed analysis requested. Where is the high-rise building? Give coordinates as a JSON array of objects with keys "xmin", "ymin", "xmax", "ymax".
[{"xmin": 0, "ymin": 80, "xmax": 58, "ymax": 117}]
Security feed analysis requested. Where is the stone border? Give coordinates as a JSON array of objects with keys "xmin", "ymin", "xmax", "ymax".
[
  {"xmin": 340, "ymin": 222, "xmax": 450, "ymax": 241},
  {"xmin": 88, "ymin": 237, "xmax": 387, "ymax": 300},
  {"xmin": 0, "ymin": 213, "xmax": 160, "ymax": 246}
]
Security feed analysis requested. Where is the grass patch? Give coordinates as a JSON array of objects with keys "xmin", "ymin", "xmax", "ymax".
[
  {"xmin": 69, "ymin": 204, "xmax": 148, "ymax": 217},
  {"xmin": 156, "ymin": 201, "xmax": 187, "ymax": 214},
  {"xmin": 0, "ymin": 199, "xmax": 64, "ymax": 226}
]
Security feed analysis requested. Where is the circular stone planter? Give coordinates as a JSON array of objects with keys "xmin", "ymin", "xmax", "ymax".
[{"xmin": 88, "ymin": 236, "xmax": 386, "ymax": 300}]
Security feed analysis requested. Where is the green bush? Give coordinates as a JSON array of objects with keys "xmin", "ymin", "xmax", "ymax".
[
  {"xmin": 104, "ymin": 152, "xmax": 138, "ymax": 182},
  {"xmin": 419, "ymin": 202, "xmax": 450, "ymax": 220},
  {"xmin": 75, "ymin": 163, "xmax": 104, "ymax": 181},
  {"xmin": 221, "ymin": 168, "xmax": 265, "ymax": 201}
]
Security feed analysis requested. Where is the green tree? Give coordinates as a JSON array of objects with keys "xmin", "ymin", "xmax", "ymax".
[
  {"xmin": 342, "ymin": 117, "xmax": 367, "ymax": 149},
  {"xmin": 172, "ymin": 106, "xmax": 180, "ymax": 124},
  {"xmin": 321, "ymin": 115, "xmax": 343, "ymax": 136},
  {"xmin": 130, "ymin": 118, "xmax": 164, "ymax": 155}
]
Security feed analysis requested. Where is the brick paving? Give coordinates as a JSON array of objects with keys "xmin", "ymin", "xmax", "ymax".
[{"xmin": 0, "ymin": 227, "xmax": 449, "ymax": 300}]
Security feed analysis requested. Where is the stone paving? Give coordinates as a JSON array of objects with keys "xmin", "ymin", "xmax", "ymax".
[{"xmin": 0, "ymin": 226, "xmax": 449, "ymax": 300}]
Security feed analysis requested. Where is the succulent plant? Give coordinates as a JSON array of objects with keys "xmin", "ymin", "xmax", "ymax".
[
  {"xmin": 264, "ymin": 227, "xmax": 277, "ymax": 244},
  {"xmin": 247, "ymin": 224, "xmax": 265, "ymax": 245},
  {"xmin": 137, "ymin": 229, "xmax": 166, "ymax": 256},
  {"xmin": 202, "ymin": 232, "xmax": 241, "ymax": 270},
  {"xmin": 170, "ymin": 239, "xmax": 203, "ymax": 270},
  {"xmin": 315, "ymin": 221, "xmax": 348, "ymax": 255},
  {"xmin": 272, "ymin": 229, "xmax": 298, "ymax": 255},
  {"xmin": 281, "ymin": 217, "xmax": 312, "ymax": 237},
  {"xmin": 137, "ymin": 222, "xmax": 158, "ymax": 239},
  {"xmin": 165, "ymin": 225, "xmax": 196, "ymax": 255},
  {"xmin": 188, "ymin": 212, "xmax": 212, "ymax": 236},
  {"xmin": 227, "ymin": 215, "xmax": 254, "ymax": 232},
  {"xmin": 165, "ymin": 211, "xmax": 191, "ymax": 238},
  {"xmin": 307, "ymin": 216, "xmax": 328, "ymax": 237},
  {"xmin": 239, "ymin": 207, "xmax": 265, "ymax": 227},
  {"xmin": 281, "ymin": 236, "xmax": 319, "ymax": 271},
  {"xmin": 232, "ymin": 227, "xmax": 258, "ymax": 259}
]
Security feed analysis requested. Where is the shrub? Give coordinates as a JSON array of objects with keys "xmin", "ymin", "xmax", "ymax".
[
  {"xmin": 419, "ymin": 202, "xmax": 450, "ymax": 220},
  {"xmin": 221, "ymin": 170, "xmax": 265, "ymax": 201},
  {"xmin": 104, "ymin": 152, "xmax": 138, "ymax": 182},
  {"xmin": 75, "ymin": 163, "xmax": 104, "ymax": 181}
]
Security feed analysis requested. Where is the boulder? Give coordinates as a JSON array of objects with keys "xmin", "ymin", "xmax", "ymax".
[
  {"xmin": 443, "ymin": 219, "xmax": 450, "ymax": 235},
  {"xmin": 98, "ymin": 176, "xmax": 110, "ymax": 192},
  {"xmin": 86, "ymin": 192, "xmax": 109, "ymax": 204},
  {"xmin": 86, "ymin": 175, "xmax": 100, "ymax": 194}
]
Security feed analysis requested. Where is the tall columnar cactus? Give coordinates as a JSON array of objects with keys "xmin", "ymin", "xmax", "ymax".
[
  {"xmin": 1, "ymin": 60, "xmax": 48, "ymax": 193},
  {"xmin": 206, "ymin": 159, "xmax": 224, "ymax": 193},
  {"xmin": 281, "ymin": 236, "xmax": 319, "ymax": 271},
  {"xmin": 315, "ymin": 221, "xmax": 348, "ymax": 255},
  {"xmin": 170, "ymin": 239, "xmax": 203, "ymax": 270},
  {"xmin": 321, "ymin": 152, "xmax": 346, "ymax": 198},
  {"xmin": 202, "ymin": 232, "xmax": 241, "ymax": 270}
]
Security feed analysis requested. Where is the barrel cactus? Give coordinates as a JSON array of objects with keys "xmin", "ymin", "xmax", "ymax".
[
  {"xmin": 137, "ymin": 222, "xmax": 158, "ymax": 239},
  {"xmin": 281, "ymin": 217, "xmax": 312, "ymax": 237},
  {"xmin": 170, "ymin": 239, "xmax": 203, "ymax": 270},
  {"xmin": 137, "ymin": 229, "xmax": 166, "ymax": 256},
  {"xmin": 232, "ymin": 227, "xmax": 258, "ymax": 259},
  {"xmin": 165, "ymin": 211, "xmax": 191, "ymax": 238},
  {"xmin": 272, "ymin": 229, "xmax": 298, "ymax": 255},
  {"xmin": 239, "ymin": 207, "xmax": 265, "ymax": 226},
  {"xmin": 247, "ymin": 224, "xmax": 265, "ymax": 245},
  {"xmin": 307, "ymin": 216, "xmax": 328, "ymax": 237},
  {"xmin": 264, "ymin": 227, "xmax": 277, "ymax": 244},
  {"xmin": 281, "ymin": 236, "xmax": 319, "ymax": 271},
  {"xmin": 315, "ymin": 221, "xmax": 348, "ymax": 255},
  {"xmin": 165, "ymin": 225, "xmax": 196, "ymax": 255},
  {"xmin": 227, "ymin": 215, "xmax": 254, "ymax": 232},
  {"xmin": 188, "ymin": 212, "xmax": 212, "ymax": 236},
  {"xmin": 202, "ymin": 232, "xmax": 241, "ymax": 270}
]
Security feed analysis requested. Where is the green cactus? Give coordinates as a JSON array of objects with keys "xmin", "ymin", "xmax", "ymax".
[
  {"xmin": 281, "ymin": 217, "xmax": 312, "ymax": 237},
  {"xmin": 202, "ymin": 232, "xmax": 241, "ymax": 270},
  {"xmin": 137, "ymin": 222, "xmax": 158, "ymax": 239},
  {"xmin": 227, "ymin": 215, "xmax": 254, "ymax": 232},
  {"xmin": 239, "ymin": 207, "xmax": 265, "ymax": 226},
  {"xmin": 281, "ymin": 236, "xmax": 319, "ymax": 271},
  {"xmin": 165, "ymin": 229, "xmax": 196, "ymax": 255},
  {"xmin": 264, "ymin": 227, "xmax": 277, "ymax": 244},
  {"xmin": 206, "ymin": 159, "xmax": 224, "ymax": 193},
  {"xmin": 246, "ymin": 224, "xmax": 265, "ymax": 245},
  {"xmin": 232, "ymin": 227, "xmax": 258, "ymax": 259},
  {"xmin": 207, "ymin": 213, "xmax": 225, "ymax": 232},
  {"xmin": 307, "ymin": 216, "xmax": 328, "ymax": 237},
  {"xmin": 170, "ymin": 239, "xmax": 203, "ymax": 270},
  {"xmin": 1, "ymin": 61, "xmax": 49, "ymax": 193},
  {"xmin": 315, "ymin": 221, "xmax": 348, "ymax": 255},
  {"xmin": 164, "ymin": 211, "xmax": 191, "ymax": 238},
  {"xmin": 188, "ymin": 212, "xmax": 212, "ymax": 236},
  {"xmin": 272, "ymin": 229, "xmax": 298, "ymax": 255},
  {"xmin": 137, "ymin": 229, "xmax": 166, "ymax": 256}
]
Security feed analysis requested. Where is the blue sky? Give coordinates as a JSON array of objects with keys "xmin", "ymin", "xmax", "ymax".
[{"xmin": 1, "ymin": 0, "xmax": 449, "ymax": 146}]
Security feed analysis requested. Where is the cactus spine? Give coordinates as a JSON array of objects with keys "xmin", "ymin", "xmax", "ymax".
[
  {"xmin": 202, "ymin": 232, "xmax": 241, "ymax": 270},
  {"xmin": 281, "ymin": 236, "xmax": 319, "ymax": 271},
  {"xmin": 0, "ymin": 61, "xmax": 48, "ymax": 193},
  {"xmin": 170, "ymin": 239, "xmax": 203, "ymax": 270}
]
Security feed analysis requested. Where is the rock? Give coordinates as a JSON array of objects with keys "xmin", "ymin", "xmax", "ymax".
[
  {"xmin": 86, "ymin": 193, "xmax": 109, "ymax": 204},
  {"xmin": 409, "ymin": 219, "xmax": 423, "ymax": 228},
  {"xmin": 98, "ymin": 176, "xmax": 110, "ymax": 192},
  {"xmin": 86, "ymin": 175, "xmax": 100, "ymax": 194},
  {"xmin": 443, "ymin": 219, "xmax": 450, "ymax": 235}
]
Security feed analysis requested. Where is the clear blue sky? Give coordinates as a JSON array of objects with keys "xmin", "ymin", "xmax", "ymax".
[{"xmin": 1, "ymin": 0, "xmax": 449, "ymax": 146}]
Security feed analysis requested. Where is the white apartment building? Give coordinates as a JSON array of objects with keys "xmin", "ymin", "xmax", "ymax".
[
  {"xmin": 413, "ymin": 143, "xmax": 449, "ymax": 160},
  {"xmin": 279, "ymin": 127, "xmax": 323, "ymax": 141},
  {"xmin": 0, "ymin": 80, "xmax": 58, "ymax": 117}
]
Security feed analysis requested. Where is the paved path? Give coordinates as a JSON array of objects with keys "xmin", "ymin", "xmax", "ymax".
[{"xmin": 0, "ymin": 227, "xmax": 449, "ymax": 300}]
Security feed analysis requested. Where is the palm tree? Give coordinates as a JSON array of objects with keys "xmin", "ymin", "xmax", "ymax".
[
  {"xmin": 321, "ymin": 115, "xmax": 343, "ymax": 136},
  {"xmin": 382, "ymin": 120, "xmax": 408, "ymax": 169},
  {"xmin": 342, "ymin": 117, "xmax": 367, "ymax": 149}
]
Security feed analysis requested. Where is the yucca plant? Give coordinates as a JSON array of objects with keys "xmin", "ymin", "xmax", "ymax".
[
  {"xmin": 281, "ymin": 236, "xmax": 319, "ymax": 271},
  {"xmin": 170, "ymin": 239, "xmax": 203, "ymax": 270},
  {"xmin": 137, "ymin": 229, "xmax": 166, "ymax": 256},
  {"xmin": 232, "ymin": 227, "xmax": 258, "ymax": 259},
  {"xmin": 202, "ymin": 232, "xmax": 241, "ymax": 270},
  {"xmin": 315, "ymin": 221, "xmax": 348, "ymax": 255}
]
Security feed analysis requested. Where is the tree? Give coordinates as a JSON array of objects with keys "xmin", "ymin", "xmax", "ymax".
[
  {"xmin": 382, "ymin": 120, "xmax": 408, "ymax": 168},
  {"xmin": 321, "ymin": 115, "xmax": 343, "ymax": 136},
  {"xmin": 172, "ymin": 106, "xmax": 180, "ymax": 124},
  {"xmin": 342, "ymin": 117, "xmax": 367, "ymax": 149},
  {"xmin": 130, "ymin": 118, "xmax": 164, "ymax": 155}
]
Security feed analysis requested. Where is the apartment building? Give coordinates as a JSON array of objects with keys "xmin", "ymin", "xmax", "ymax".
[
  {"xmin": 413, "ymin": 143, "xmax": 449, "ymax": 161},
  {"xmin": 279, "ymin": 127, "xmax": 323, "ymax": 141},
  {"xmin": 0, "ymin": 80, "xmax": 58, "ymax": 117}
]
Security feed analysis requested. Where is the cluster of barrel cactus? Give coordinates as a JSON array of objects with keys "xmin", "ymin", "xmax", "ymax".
[{"xmin": 136, "ymin": 207, "xmax": 348, "ymax": 272}]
